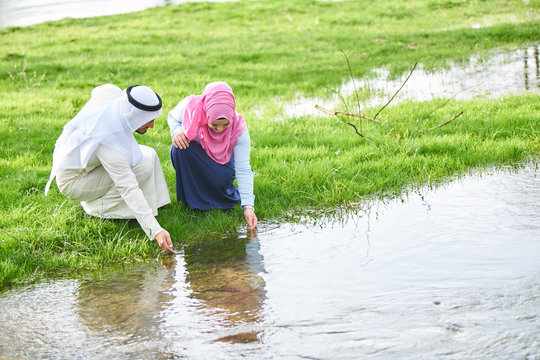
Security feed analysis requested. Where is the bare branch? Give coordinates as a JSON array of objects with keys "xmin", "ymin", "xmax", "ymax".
[
  {"xmin": 315, "ymin": 104, "xmax": 341, "ymax": 116},
  {"xmin": 315, "ymin": 104, "xmax": 383, "ymax": 124},
  {"xmin": 418, "ymin": 84, "xmax": 472, "ymax": 122},
  {"xmin": 419, "ymin": 80, "xmax": 478, "ymax": 122},
  {"xmin": 419, "ymin": 96, "xmax": 455, "ymax": 122},
  {"xmin": 374, "ymin": 62, "xmax": 418, "ymax": 119},
  {"xmin": 341, "ymin": 50, "xmax": 362, "ymax": 133},
  {"xmin": 346, "ymin": 122, "xmax": 364, "ymax": 137},
  {"xmin": 323, "ymin": 85, "xmax": 350, "ymax": 113},
  {"xmin": 427, "ymin": 111, "xmax": 463, "ymax": 131}
]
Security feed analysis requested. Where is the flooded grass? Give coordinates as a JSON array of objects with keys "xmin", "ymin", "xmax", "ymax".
[{"xmin": 283, "ymin": 44, "xmax": 540, "ymax": 119}]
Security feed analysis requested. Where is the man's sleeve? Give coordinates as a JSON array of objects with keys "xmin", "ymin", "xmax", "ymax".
[{"xmin": 95, "ymin": 145, "xmax": 163, "ymax": 239}]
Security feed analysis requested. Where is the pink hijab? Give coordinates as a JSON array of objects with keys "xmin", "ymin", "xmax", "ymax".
[{"xmin": 183, "ymin": 82, "xmax": 246, "ymax": 165}]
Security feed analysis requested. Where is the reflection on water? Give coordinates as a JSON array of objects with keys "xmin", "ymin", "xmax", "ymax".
[
  {"xmin": 0, "ymin": 161, "xmax": 539, "ymax": 359},
  {"xmin": 284, "ymin": 45, "xmax": 540, "ymax": 119},
  {"xmin": 182, "ymin": 234, "xmax": 265, "ymax": 329},
  {"xmin": 0, "ymin": 234, "xmax": 266, "ymax": 358}
]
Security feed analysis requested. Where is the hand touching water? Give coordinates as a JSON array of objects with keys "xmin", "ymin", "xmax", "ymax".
[
  {"xmin": 155, "ymin": 229, "xmax": 175, "ymax": 253},
  {"xmin": 244, "ymin": 207, "xmax": 258, "ymax": 229}
]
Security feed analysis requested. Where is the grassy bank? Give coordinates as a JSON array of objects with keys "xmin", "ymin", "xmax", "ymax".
[{"xmin": 1, "ymin": 0, "xmax": 539, "ymax": 288}]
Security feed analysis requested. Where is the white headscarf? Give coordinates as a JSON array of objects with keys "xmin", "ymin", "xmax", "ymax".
[{"xmin": 44, "ymin": 84, "xmax": 162, "ymax": 195}]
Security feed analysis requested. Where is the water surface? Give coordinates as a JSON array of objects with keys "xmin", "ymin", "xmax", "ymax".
[
  {"xmin": 1, "ymin": 161, "xmax": 539, "ymax": 359},
  {"xmin": 284, "ymin": 45, "xmax": 540, "ymax": 119}
]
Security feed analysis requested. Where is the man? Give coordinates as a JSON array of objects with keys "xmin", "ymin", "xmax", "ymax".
[{"xmin": 45, "ymin": 84, "xmax": 174, "ymax": 253}]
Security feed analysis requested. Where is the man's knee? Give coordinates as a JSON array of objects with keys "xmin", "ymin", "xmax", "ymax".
[
  {"xmin": 140, "ymin": 145, "xmax": 159, "ymax": 160},
  {"xmin": 133, "ymin": 145, "xmax": 158, "ymax": 180}
]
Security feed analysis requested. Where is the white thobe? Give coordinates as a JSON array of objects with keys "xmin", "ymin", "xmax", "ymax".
[{"xmin": 55, "ymin": 144, "xmax": 171, "ymax": 239}]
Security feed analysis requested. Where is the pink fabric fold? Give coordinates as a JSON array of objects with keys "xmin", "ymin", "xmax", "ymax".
[{"xmin": 183, "ymin": 82, "xmax": 246, "ymax": 165}]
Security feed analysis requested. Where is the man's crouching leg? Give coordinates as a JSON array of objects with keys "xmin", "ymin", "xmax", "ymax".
[{"xmin": 80, "ymin": 145, "xmax": 170, "ymax": 219}]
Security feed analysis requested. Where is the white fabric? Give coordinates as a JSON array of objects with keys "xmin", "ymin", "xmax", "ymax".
[
  {"xmin": 130, "ymin": 85, "xmax": 161, "ymax": 108},
  {"xmin": 45, "ymin": 84, "xmax": 162, "ymax": 195},
  {"xmin": 56, "ymin": 144, "xmax": 171, "ymax": 239}
]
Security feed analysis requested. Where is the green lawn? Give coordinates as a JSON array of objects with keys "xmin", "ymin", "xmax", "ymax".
[{"xmin": 0, "ymin": 0, "xmax": 538, "ymax": 288}]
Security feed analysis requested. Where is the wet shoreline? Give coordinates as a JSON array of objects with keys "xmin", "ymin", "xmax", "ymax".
[
  {"xmin": 282, "ymin": 44, "xmax": 540, "ymax": 119},
  {"xmin": 1, "ymin": 160, "xmax": 538, "ymax": 359}
]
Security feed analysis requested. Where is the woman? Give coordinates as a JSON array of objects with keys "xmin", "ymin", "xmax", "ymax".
[{"xmin": 168, "ymin": 82, "xmax": 257, "ymax": 229}]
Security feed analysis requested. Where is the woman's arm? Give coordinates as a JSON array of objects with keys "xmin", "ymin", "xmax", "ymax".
[
  {"xmin": 234, "ymin": 126, "xmax": 255, "ymax": 207},
  {"xmin": 234, "ymin": 126, "xmax": 257, "ymax": 228},
  {"xmin": 168, "ymin": 96, "xmax": 192, "ymax": 149},
  {"xmin": 167, "ymin": 96, "xmax": 191, "ymax": 136}
]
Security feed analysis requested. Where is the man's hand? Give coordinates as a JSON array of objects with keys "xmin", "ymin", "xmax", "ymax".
[
  {"xmin": 172, "ymin": 128, "xmax": 190, "ymax": 149},
  {"xmin": 155, "ymin": 230, "xmax": 175, "ymax": 253},
  {"xmin": 244, "ymin": 208, "xmax": 258, "ymax": 230}
]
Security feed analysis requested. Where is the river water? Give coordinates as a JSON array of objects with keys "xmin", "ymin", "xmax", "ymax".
[
  {"xmin": 1, "ymin": 161, "xmax": 539, "ymax": 359},
  {"xmin": 1, "ymin": 1, "xmax": 539, "ymax": 358}
]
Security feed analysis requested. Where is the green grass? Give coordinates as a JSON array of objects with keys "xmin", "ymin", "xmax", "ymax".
[{"xmin": 0, "ymin": 0, "xmax": 539, "ymax": 288}]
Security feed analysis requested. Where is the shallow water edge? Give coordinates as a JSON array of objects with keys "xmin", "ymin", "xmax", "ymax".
[{"xmin": 1, "ymin": 160, "xmax": 539, "ymax": 359}]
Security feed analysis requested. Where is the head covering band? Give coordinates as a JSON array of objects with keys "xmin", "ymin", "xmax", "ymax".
[{"xmin": 126, "ymin": 85, "xmax": 162, "ymax": 111}]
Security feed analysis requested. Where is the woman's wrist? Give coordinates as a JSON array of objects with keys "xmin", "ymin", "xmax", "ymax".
[
  {"xmin": 242, "ymin": 204, "xmax": 254, "ymax": 211},
  {"xmin": 172, "ymin": 127, "xmax": 183, "ymax": 137}
]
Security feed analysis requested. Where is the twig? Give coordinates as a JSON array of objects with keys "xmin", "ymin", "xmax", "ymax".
[
  {"xmin": 419, "ymin": 81, "xmax": 477, "ymax": 122},
  {"xmin": 419, "ymin": 97, "xmax": 455, "ymax": 122},
  {"xmin": 346, "ymin": 122, "xmax": 364, "ymax": 137},
  {"xmin": 427, "ymin": 111, "xmax": 463, "ymax": 130},
  {"xmin": 323, "ymin": 86, "xmax": 350, "ymax": 113},
  {"xmin": 374, "ymin": 62, "xmax": 418, "ymax": 119},
  {"xmin": 341, "ymin": 50, "xmax": 362, "ymax": 133},
  {"xmin": 315, "ymin": 104, "xmax": 383, "ymax": 124}
]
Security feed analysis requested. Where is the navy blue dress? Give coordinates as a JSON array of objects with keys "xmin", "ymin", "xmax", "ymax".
[{"xmin": 170, "ymin": 141, "xmax": 240, "ymax": 210}]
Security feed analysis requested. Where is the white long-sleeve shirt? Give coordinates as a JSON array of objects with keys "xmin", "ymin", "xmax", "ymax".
[
  {"xmin": 168, "ymin": 97, "xmax": 255, "ymax": 207},
  {"xmin": 95, "ymin": 145, "xmax": 163, "ymax": 238},
  {"xmin": 56, "ymin": 145, "xmax": 164, "ymax": 239}
]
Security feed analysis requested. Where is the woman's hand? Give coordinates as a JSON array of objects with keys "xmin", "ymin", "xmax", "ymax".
[
  {"xmin": 172, "ymin": 128, "xmax": 190, "ymax": 149},
  {"xmin": 243, "ymin": 206, "xmax": 258, "ymax": 229}
]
